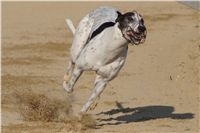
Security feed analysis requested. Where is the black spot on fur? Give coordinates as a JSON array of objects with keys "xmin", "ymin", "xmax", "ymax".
[{"xmin": 90, "ymin": 22, "xmax": 115, "ymax": 41}]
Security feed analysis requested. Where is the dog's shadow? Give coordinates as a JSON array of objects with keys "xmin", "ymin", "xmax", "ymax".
[{"xmin": 96, "ymin": 102, "xmax": 194, "ymax": 126}]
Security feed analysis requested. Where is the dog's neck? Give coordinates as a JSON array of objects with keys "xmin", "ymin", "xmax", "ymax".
[
  {"xmin": 102, "ymin": 22, "xmax": 128, "ymax": 59},
  {"xmin": 113, "ymin": 23, "xmax": 129, "ymax": 46}
]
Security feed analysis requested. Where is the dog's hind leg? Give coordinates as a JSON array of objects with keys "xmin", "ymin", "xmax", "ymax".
[
  {"xmin": 63, "ymin": 66, "xmax": 83, "ymax": 93},
  {"xmin": 63, "ymin": 60, "xmax": 74, "ymax": 82}
]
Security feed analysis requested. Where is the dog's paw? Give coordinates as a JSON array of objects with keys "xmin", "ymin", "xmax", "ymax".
[
  {"xmin": 63, "ymin": 81, "xmax": 73, "ymax": 93},
  {"xmin": 77, "ymin": 112, "xmax": 86, "ymax": 121},
  {"xmin": 89, "ymin": 101, "xmax": 98, "ymax": 111}
]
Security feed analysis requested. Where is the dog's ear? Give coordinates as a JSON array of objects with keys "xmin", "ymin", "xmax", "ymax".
[
  {"xmin": 115, "ymin": 11, "xmax": 123, "ymax": 23},
  {"xmin": 132, "ymin": 10, "xmax": 137, "ymax": 14}
]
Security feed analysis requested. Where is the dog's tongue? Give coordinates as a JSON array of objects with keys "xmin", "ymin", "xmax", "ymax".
[{"xmin": 127, "ymin": 31, "xmax": 134, "ymax": 36}]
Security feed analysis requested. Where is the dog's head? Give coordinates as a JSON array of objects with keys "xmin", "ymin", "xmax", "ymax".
[{"xmin": 116, "ymin": 11, "xmax": 147, "ymax": 45}]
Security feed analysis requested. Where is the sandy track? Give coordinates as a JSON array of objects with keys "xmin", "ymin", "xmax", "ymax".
[{"xmin": 2, "ymin": 2, "xmax": 200, "ymax": 133}]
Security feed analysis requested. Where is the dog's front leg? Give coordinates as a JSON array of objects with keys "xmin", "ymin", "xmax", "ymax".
[
  {"xmin": 63, "ymin": 66, "xmax": 83, "ymax": 93},
  {"xmin": 80, "ymin": 56, "xmax": 127, "ymax": 113},
  {"xmin": 81, "ymin": 75, "xmax": 107, "ymax": 113}
]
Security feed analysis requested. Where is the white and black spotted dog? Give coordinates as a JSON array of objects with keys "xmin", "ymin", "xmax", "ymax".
[{"xmin": 63, "ymin": 7, "xmax": 147, "ymax": 113}]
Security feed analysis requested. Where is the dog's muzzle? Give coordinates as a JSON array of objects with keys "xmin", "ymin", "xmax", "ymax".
[{"xmin": 126, "ymin": 25, "xmax": 147, "ymax": 45}]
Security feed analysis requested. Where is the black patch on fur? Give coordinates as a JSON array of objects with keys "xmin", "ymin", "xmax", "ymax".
[
  {"xmin": 88, "ymin": 11, "xmax": 122, "ymax": 41},
  {"xmin": 90, "ymin": 22, "xmax": 115, "ymax": 40},
  {"xmin": 115, "ymin": 11, "xmax": 122, "ymax": 23}
]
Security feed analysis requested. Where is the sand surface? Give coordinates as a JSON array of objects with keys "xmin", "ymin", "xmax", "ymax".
[{"xmin": 2, "ymin": 2, "xmax": 200, "ymax": 133}]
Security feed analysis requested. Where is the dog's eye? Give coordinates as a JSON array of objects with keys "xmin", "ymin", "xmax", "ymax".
[{"xmin": 128, "ymin": 17, "xmax": 134, "ymax": 21}]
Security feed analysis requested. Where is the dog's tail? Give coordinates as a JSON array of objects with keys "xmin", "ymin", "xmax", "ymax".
[{"xmin": 65, "ymin": 19, "xmax": 75, "ymax": 35}]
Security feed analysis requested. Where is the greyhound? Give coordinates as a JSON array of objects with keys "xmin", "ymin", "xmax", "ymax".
[{"xmin": 63, "ymin": 7, "xmax": 147, "ymax": 113}]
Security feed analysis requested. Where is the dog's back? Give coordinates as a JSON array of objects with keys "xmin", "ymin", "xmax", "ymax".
[
  {"xmin": 70, "ymin": 7, "xmax": 119, "ymax": 63},
  {"xmin": 88, "ymin": 7, "xmax": 119, "ymax": 40}
]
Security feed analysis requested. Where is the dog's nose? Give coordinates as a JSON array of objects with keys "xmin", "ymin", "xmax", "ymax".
[{"xmin": 138, "ymin": 25, "xmax": 146, "ymax": 32}]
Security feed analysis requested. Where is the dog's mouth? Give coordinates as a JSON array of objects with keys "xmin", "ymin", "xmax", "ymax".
[{"xmin": 126, "ymin": 27, "xmax": 147, "ymax": 45}]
